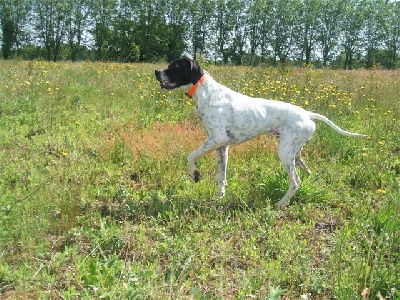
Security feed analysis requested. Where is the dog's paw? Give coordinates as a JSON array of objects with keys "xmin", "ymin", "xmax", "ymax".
[
  {"xmin": 275, "ymin": 200, "xmax": 288, "ymax": 210},
  {"xmin": 193, "ymin": 170, "xmax": 201, "ymax": 182}
]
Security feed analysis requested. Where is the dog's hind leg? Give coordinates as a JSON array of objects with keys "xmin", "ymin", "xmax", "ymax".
[
  {"xmin": 276, "ymin": 155, "xmax": 300, "ymax": 210},
  {"xmin": 295, "ymin": 148, "xmax": 311, "ymax": 175},
  {"xmin": 275, "ymin": 131, "xmax": 312, "ymax": 209},
  {"xmin": 216, "ymin": 146, "xmax": 229, "ymax": 197}
]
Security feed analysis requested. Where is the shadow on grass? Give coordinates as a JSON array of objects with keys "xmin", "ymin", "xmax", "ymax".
[
  {"xmin": 99, "ymin": 190, "xmax": 264, "ymax": 224},
  {"xmin": 95, "ymin": 168, "xmax": 331, "ymax": 226}
]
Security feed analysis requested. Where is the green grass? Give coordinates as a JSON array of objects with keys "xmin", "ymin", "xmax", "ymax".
[{"xmin": 0, "ymin": 60, "xmax": 399, "ymax": 299}]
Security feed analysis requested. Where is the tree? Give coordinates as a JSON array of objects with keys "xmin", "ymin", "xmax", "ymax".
[
  {"xmin": 0, "ymin": 0, "xmax": 30, "ymax": 59},
  {"xmin": 272, "ymin": 0, "xmax": 301, "ymax": 64},
  {"xmin": 247, "ymin": 0, "xmax": 263, "ymax": 64},
  {"xmin": 64, "ymin": 0, "xmax": 91, "ymax": 61},
  {"xmin": 164, "ymin": 23, "xmax": 186, "ymax": 62},
  {"xmin": 0, "ymin": 5, "xmax": 15, "ymax": 59},
  {"xmin": 188, "ymin": 0, "xmax": 214, "ymax": 60},
  {"xmin": 163, "ymin": 0, "xmax": 188, "ymax": 61},
  {"xmin": 0, "ymin": 0, "xmax": 399, "ymax": 67},
  {"xmin": 33, "ymin": 0, "xmax": 71, "ymax": 61},
  {"xmin": 382, "ymin": 1, "xmax": 400, "ymax": 69},
  {"xmin": 229, "ymin": 0, "xmax": 247, "ymax": 65},
  {"xmin": 317, "ymin": 0, "xmax": 344, "ymax": 66},
  {"xmin": 363, "ymin": 0, "xmax": 387, "ymax": 68},
  {"xmin": 212, "ymin": 0, "xmax": 247, "ymax": 64},
  {"xmin": 298, "ymin": 0, "xmax": 321, "ymax": 65},
  {"xmin": 340, "ymin": 0, "xmax": 364, "ymax": 69},
  {"xmin": 257, "ymin": 0, "xmax": 275, "ymax": 63},
  {"xmin": 89, "ymin": 0, "xmax": 117, "ymax": 61},
  {"xmin": 113, "ymin": 0, "xmax": 139, "ymax": 62}
]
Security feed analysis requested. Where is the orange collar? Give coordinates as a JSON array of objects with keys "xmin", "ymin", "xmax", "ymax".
[{"xmin": 186, "ymin": 75, "xmax": 207, "ymax": 98}]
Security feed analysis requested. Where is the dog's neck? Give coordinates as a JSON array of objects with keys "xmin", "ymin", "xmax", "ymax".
[{"xmin": 186, "ymin": 75, "xmax": 207, "ymax": 98}]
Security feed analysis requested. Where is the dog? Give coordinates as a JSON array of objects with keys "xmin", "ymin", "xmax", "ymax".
[{"xmin": 155, "ymin": 58, "xmax": 365, "ymax": 209}]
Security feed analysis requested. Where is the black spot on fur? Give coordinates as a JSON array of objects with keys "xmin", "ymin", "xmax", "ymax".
[{"xmin": 226, "ymin": 130, "xmax": 236, "ymax": 141}]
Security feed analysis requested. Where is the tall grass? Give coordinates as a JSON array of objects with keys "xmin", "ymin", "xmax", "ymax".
[{"xmin": 0, "ymin": 60, "xmax": 399, "ymax": 299}]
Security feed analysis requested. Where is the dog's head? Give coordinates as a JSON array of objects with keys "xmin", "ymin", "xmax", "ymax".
[{"xmin": 155, "ymin": 58, "xmax": 204, "ymax": 90}]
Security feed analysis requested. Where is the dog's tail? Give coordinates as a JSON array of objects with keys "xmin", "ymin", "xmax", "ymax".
[{"xmin": 309, "ymin": 112, "xmax": 366, "ymax": 137}]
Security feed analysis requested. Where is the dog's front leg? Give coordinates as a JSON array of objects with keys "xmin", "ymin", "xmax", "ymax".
[
  {"xmin": 188, "ymin": 135, "xmax": 229, "ymax": 184},
  {"xmin": 216, "ymin": 146, "xmax": 229, "ymax": 197},
  {"xmin": 188, "ymin": 139, "xmax": 219, "ymax": 183},
  {"xmin": 188, "ymin": 150, "xmax": 201, "ymax": 182}
]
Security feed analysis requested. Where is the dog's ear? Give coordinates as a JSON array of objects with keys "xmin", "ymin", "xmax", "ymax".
[{"xmin": 189, "ymin": 59, "xmax": 204, "ymax": 84}]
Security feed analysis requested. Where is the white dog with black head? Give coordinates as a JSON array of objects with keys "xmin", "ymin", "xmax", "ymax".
[{"xmin": 155, "ymin": 58, "xmax": 365, "ymax": 209}]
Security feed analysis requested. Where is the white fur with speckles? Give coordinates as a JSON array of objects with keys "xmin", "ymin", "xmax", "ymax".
[{"xmin": 182, "ymin": 75, "xmax": 365, "ymax": 209}]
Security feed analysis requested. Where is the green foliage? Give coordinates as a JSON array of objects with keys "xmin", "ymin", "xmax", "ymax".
[
  {"xmin": 0, "ymin": 61, "xmax": 399, "ymax": 299},
  {"xmin": 1, "ymin": 0, "xmax": 400, "ymax": 67}
]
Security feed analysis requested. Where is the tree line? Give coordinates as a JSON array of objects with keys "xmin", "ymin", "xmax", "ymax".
[{"xmin": 0, "ymin": 0, "xmax": 399, "ymax": 69}]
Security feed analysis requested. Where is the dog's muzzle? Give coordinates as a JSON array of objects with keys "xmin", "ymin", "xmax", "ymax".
[{"xmin": 155, "ymin": 70, "xmax": 178, "ymax": 90}]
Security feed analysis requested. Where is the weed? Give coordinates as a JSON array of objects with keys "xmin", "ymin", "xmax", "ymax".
[{"xmin": 0, "ymin": 61, "xmax": 399, "ymax": 299}]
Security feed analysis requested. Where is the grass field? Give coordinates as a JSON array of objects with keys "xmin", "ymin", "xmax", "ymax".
[{"xmin": 0, "ymin": 60, "xmax": 399, "ymax": 299}]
